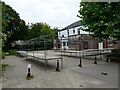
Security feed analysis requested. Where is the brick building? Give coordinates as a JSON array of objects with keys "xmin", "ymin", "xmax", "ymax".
[
  {"xmin": 67, "ymin": 34, "xmax": 98, "ymax": 50},
  {"xmin": 55, "ymin": 20, "xmax": 119, "ymax": 50},
  {"xmin": 55, "ymin": 21, "xmax": 101, "ymax": 50}
]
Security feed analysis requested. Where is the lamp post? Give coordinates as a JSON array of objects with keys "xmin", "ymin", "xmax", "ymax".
[
  {"xmin": 94, "ymin": 55, "xmax": 97, "ymax": 64},
  {"xmin": 78, "ymin": 57, "xmax": 82, "ymax": 67},
  {"xmin": 56, "ymin": 60, "xmax": 60, "ymax": 71},
  {"xmin": 81, "ymin": 36, "xmax": 84, "ymax": 57}
]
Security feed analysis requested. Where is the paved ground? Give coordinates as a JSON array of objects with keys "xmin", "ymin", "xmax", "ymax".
[{"xmin": 2, "ymin": 51, "xmax": 118, "ymax": 88}]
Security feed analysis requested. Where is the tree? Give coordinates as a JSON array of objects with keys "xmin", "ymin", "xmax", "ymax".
[
  {"xmin": 1, "ymin": 1, "xmax": 58, "ymax": 51},
  {"xmin": 53, "ymin": 27, "xmax": 59, "ymax": 39},
  {"xmin": 78, "ymin": 2, "xmax": 120, "ymax": 43},
  {"xmin": 27, "ymin": 23, "xmax": 57, "ymax": 50},
  {"xmin": 1, "ymin": 1, "xmax": 29, "ymax": 50},
  {"xmin": 29, "ymin": 23, "xmax": 56, "ymax": 39}
]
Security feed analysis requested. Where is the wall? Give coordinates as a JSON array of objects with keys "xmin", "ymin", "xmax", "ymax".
[
  {"xmin": 58, "ymin": 26, "xmax": 90, "ymax": 39},
  {"xmin": 108, "ymin": 41, "xmax": 120, "ymax": 48},
  {"xmin": 57, "ymin": 25, "xmax": 100, "ymax": 50}
]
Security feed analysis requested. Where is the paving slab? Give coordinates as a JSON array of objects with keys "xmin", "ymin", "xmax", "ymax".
[{"xmin": 2, "ymin": 52, "xmax": 118, "ymax": 88}]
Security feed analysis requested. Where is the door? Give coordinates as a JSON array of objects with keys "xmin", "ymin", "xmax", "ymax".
[
  {"xmin": 84, "ymin": 41, "xmax": 88, "ymax": 49},
  {"xmin": 90, "ymin": 40, "xmax": 94, "ymax": 49}
]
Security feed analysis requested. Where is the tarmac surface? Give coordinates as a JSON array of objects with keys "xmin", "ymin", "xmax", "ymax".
[{"xmin": 2, "ymin": 51, "xmax": 119, "ymax": 88}]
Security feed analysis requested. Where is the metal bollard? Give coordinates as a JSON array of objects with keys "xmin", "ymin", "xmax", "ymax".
[
  {"xmin": 27, "ymin": 68, "xmax": 31, "ymax": 77},
  {"xmin": 94, "ymin": 55, "xmax": 97, "ymax": 64},
  {"xmin": 106, "ymin": 58, "xmax": 110, "ymax": 63},
  {"xmin": 27, "ymin": 64, "xmax": 31, "ymax": 77},
  {"xmin": 78, "ymin": 57, "xmax": 82, "ymax": 67},
  {"xmin": 106, "ymin": 57, "xmax": 109, "ymax": 62},
  {"xmin": 56, "ymin": 60, "xmax": 60, "ymax": 71}
]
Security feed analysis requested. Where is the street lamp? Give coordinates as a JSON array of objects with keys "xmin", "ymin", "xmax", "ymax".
[{"xmin": 81, "ymin": 36, "xmax": 84, "ymax": 57}]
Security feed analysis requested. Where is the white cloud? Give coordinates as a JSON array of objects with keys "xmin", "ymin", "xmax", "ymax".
[{"xmin": 2, "ymin": 0, "xmax": 81, "ymax": 29}]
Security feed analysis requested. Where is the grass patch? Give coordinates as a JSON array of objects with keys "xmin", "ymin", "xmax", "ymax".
[
  {"xmin": 2, "ymin": 52, "xmax": 5, "ymax": 59},
  {"xmin": 1, "ymin": 64, "xmax": 9, "ymax": 68},
  {"xmin": 5, "ymin": 50, "xmax": 21, "ymax": 56},
  {"xmin": 0, "ymin": 64, "xmax": 9, "ymax": 69},
  {"xmin": 26, "ymin": 75, "xmax": 34, "ymax": 80},
  {"xmin": 0, "ymin": 64, "xmax": 9, "ymax": 77}
]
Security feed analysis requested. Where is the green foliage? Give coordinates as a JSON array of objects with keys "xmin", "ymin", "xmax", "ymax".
[
  {"xmin": 1, "ymin": 1, "xmax": 29, "ymax": 50},
  {"xmin": 26, "ymin": 75, "xmax": 33, "ymax": 80},
  {"xmin": 1, "ymin": 64, "xmax": 9, "ymax": 67},
  {"xmin": 78, "ymin": 2, "xmax": 120, "ymax": 42},
  {"xmin": 2, "ymin": 52, "xmax": 5, "ymax": 59},
  {"xmin": 5, "ymin": 49, "xmax": 21, "ymax": 56},
  {"xmin": 28, "ymin": 23, "xmax": 56, "ymax": 39},
  {"xmin": 0, "ymin": 64, "xmax": 9, "ymax": 78},
  {"xmin": 1, "ymin": 1, "xmax": 58, "ymax": 51}
]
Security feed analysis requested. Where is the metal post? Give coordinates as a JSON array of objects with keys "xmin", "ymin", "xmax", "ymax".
[
  {"xmin": 61, "ymin": 58, "xmax": 63, "ymax": 69},
  {"xmin": 37, "ymin": 44, "xmax": 39, "ymax": 53},
  {"xmin": 44, "ymin": 39, "xmax": 46, "ymax": 59},
  {"xmin": 106, "ymin": 57, "xmax": 110, "ymax": 63},
  {"xmin": 94, "ymin": 55, "xmax": 97, "ymax": 64},
  {"xmin": 106, "ymin": 57, "xmax": 109, "ymax": 62},
  {"xmin": 100, "ymin": 49, "xmax": 102, "ymax": 59},
  {"xmin": 83, "ymin": 51, "xmax": 84, "ymax": 58},
  {"xmin": 60, "ymin": 37, "xmax": 62, "ymax": 57},
  {"xmin": 16, "ymin": 44, "xmax": 18, "ymax": 56},
  {"xmin": 44, "ymin": 38, "xmax": 47, "ymax": 70},
  {"xmin": 78, "ymin": 57, "xmax": 82, "ymax": 67},
  {"xmin": 79, "ymin": 40, "xmax": 80, "ymax": 57},
  {"xmin": 33, "ymin": 42, "xmax": 34, "ymax": 60},
  {"xmin": 17, "ymin": 44, "xmax": 18, "ymax": 51},
  {"xmin": 56, "ymin": 60, "xmax": 60, "ymax": 71},
  {"xmin": 21, "ymin": 44, "xmax": 23, "ymax": 59},
  {"xmin": 27, "ymin": 64, "xmax": 31, "ymax": 77},
  {"xmin": 81, "ymin": 37, "xmax": 84, "ymax": 58},
  {"xmin": 76, "ymin": 43, "xmax": 77, "ymax": 57},
  {"xmin": 27, "ymin": 68, "xmax": 31, "ymax": 77},
  {"xmin": 26, "ymin": 44, "xmax": 28, "ymax": 60},
  {"xmin": 28, "ymin": 43, "xmax": 29, "ymax": 52},
  {"xmin": 45, "ymin": 60, "xmax": 48, "ymax": 71}
]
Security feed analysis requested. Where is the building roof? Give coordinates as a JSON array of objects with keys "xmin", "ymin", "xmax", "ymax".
[{"xmin": 60, "ymin": 20, "xmax": 82, "ymax": 31}]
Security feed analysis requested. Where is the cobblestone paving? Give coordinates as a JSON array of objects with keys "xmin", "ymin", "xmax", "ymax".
[{"xmin": 2, "ymin": 53, "xmax": 118, "ymax": 88}]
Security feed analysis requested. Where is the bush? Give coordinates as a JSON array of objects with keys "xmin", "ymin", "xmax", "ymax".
[
  {"xmin": 0, "ymin": 64, "xmax": 9, "ymax": 78},
  {"xmin": 2, "ymin": 52, "xmax": 5, "ymax": 59},
  {"xmin": 5, "ymin": 49, "xmax": 21, "ymax": 56}
]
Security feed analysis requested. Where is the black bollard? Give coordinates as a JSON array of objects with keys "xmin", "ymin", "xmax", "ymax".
[
  {"xmin": 106, "ymin": 57, "xmax": 109, "ymax": 62},
  {"xmin": 78, "ymin": 57, "xmax": 82, "ymax": 67},
  {"xmin": 94, "ymin": 55, "xmax": 97, "ymax": 64},
  {"xmin": 56, "ymin": 60, "xmax": 60, "ymax": 71},
  {"xmin": 27, "ymin": 68, "xmax": 31, "ymax": 77},
  {"xmin": 27, "ymin": 64, "xmax": 31, "ymax": 77}
]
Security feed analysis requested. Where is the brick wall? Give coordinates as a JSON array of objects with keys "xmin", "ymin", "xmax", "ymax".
[
  {"xmin": 56, "ymin": 34, "xmax": 100, "ymax": 50},
  {"xmin": 108, "ymin": 42, "xmax": 120, "ymax": 48},
  {"xmin": 68, "ymin": 34, "xmax": 98, "ymax": 50}
]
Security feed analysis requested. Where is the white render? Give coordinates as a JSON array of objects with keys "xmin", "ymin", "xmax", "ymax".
[
  {"xmin": 58, "ymin": 26, "xmax": 90, "ymax": 39},
  {"xmin": 58, "ymin": 26, "xmax": 91, "ymax": 49},
  {"xmin": 57, "ymin": 22, "xmax": 103, "ymax": 50},
  {"xmin": 98, "ymin": 42, "xmax": 103, "ymax": 49}
]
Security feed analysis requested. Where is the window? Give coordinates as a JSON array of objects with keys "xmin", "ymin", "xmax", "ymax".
[
  {"xmin": 63, "ymin": 42, "xmax": 66, "ymax": 46},
  {"xmin": 73, "ymin": 29, "xmax": 75, "ymax": 34},
  {"xmin": 84, "ymin": 41, "xmax": 88, "ymax": 49},
  {"xmin": 62, "ymin": 35, "xmax": 64, "ymax": 38},
  {"xmin": 67, "ymin": 42, "xmax": 68, "ymax": 46},
  {"xmin": 67, "ymin": 30, "xmax": 69, "ymax": 36},
  {"xmin": 78, "ymin": 29, "xmax": 80, "ymax": 35}
]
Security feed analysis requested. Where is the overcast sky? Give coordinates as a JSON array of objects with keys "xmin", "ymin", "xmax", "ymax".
[{"xmin": 2, "ymin": 0, "xmax": 81, "ymax": 29}]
